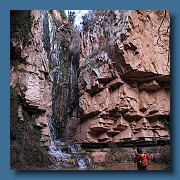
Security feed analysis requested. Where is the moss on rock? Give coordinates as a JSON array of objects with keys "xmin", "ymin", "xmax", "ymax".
[{"xmin": 10, "ymin": 87, "xmax": 52, "ymax": 169}]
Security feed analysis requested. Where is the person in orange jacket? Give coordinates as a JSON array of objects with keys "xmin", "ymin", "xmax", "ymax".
[{"xmin": 134, "ymin": 147, "xmax": 151, "ymax": 170}]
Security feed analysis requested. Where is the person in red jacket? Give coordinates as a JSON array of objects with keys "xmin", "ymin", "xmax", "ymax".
[{"xmin": 134, "ymin": 147, "xmax": 151, "ymax": 170}]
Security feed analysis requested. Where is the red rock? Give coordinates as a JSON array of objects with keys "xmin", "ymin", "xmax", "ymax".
[{"xmin": 77, "ymin": 10, "xmax": 170, "ymax": 145}]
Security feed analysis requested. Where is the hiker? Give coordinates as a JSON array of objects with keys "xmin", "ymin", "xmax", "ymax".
[{"xmin": 134, "ymin": 147, "xmax": 151, "ymax": 170}]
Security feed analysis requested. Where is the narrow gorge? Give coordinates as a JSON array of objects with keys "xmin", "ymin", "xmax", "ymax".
[{"xmin": 10, "ymin": 10, "xmax": 170, "ymax": 170}]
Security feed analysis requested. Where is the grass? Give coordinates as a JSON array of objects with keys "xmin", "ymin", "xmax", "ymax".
[{"xmin": 10, "ymin": 87, "xmax": 52, "ymax": 169}]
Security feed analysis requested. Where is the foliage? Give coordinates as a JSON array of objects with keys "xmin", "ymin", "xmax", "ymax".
[
  {"xmin": 10, "ymin": 42, "xmax": 27, "ymax": 66},
  {"xmin": 10, "ymin": 87, "xmax": 52, "ymax": 169},
  {"xmin": 10, "ymin": 87, "xmax": 21, "ymax": 109},
  {"xmin": 68, "ymin": 11, "xmax": 76, "ymax": 24},
  {"xmin": 163, "ymin": 116, "xmax": 170, "ymax": 131},
  {"xmin": 10, "ymin": 10, "xmax": 33, "ymax": 44},
  {"xmin": 144, "ymin": 145, "xmax": 170, "ymax": 165},
  {"xmin": 81, "ymin": 11, "xmax": 92, "ymax": 31},
  {"xmin": 59, "ymin": 10, "xmax": 67, "ymax": 20}
]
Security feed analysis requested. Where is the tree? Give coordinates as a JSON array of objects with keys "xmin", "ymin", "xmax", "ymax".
[
  {"xmin": 68, "ymin": 11, "xmax": 76, "ymax": 25},
  {"xmin": 59, "ymin": 10, "xmax": 67, "ymax": 20},
  {"xmin": 81, "ymin": 11, "xmax": 92, "ymax": 31}
]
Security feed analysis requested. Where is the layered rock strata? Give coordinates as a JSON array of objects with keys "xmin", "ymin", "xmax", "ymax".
[
  {"xmin": 10, "ymin": 10, "xmax": 52, "ymax": 147},
  {"xmin": 77, "ymin": 10, "xmax": 170, "ymax": 145}
]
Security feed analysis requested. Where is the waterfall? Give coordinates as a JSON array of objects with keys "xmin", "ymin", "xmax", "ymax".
[
  {"xmin": 41, "ymin": 10, "xmax": 81, "ymax": 169},
  {"xmin": 68, "ymin": 144, "xmax": 93, "ymax": 169},
  {"xmin": 41, "ymin": 10, "xmax": 89, "ymax": 169},
  {"xmin": 68, "ymin": 144, "xmax": 81, "ymax": 153},
  {"xmin": 48, "ymin": 113, "xmax": 71, "ymax": 168},
  {"xmin": 41, "ymin": 10, "xmax": 70, "ymax": 168},
  {"xmin": 78, "ymin": 159, "xmax": 86, "ymax": 168}
]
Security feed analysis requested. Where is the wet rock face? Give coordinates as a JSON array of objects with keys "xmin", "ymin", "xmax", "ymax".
[
  {"xmin": 77, "ymin": 10, "xmax": 170, "ymax": 144},
  {"xmin": 41, "ymin": 10, "xmax": 80, "ymax": 140},
  {"xmin": 10, "ymin": 10, "xmax": 52, "ymax": 147}
]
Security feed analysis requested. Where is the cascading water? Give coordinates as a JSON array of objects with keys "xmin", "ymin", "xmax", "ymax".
[
  {"xmin": 68, "ymin": 144, "xmax": 93, "ymax": 169},
  {"xmin": 48, "ymin": 113, "xmax": 70, "ymax": 168},
  {"xmin": 41, "ymin": 10, "xmax": 71, "ymax": 169},
  {"xmin": 68, "ymin": 144, "xmax": 81, "ymax": 153},
  {"xmin": 41, "ymin": 10, "xmax": 87, "ymax": 169}
]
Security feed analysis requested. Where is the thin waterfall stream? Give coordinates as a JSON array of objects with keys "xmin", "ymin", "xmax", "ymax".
[
  {"xmin": 41, "ymin": 10, "xmax": 92, "ymax": 169},
  {"xmin": 9, "ymin": 10, "xmax": 170, "ymax": 171},
  {"xmin": 41, "ymin": 10, "xmax": 70, "ymax": 168}
]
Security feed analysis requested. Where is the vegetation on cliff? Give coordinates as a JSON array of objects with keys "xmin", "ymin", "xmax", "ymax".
[
  {"xmin": 10, "ymin": 10, "xmax": 54, "ymax": 169},
  {"xmin": 10, "ymin": 10, "xmax": 170, "ymax": 170},
  {"xmin": 10, "ymin": 86, "xmax": 52, "ymax": 169},
  {"xmin": 10, "ymin": 10, "xmax": 33, "ymax": 44}
]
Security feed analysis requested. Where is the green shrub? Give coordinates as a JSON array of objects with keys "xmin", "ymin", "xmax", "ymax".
[
  {"xmin": 10, "ymin": 10, "xmax": 33, "ymax": 44},
  {"xmin": 10, "ymin": 87, "xmax": 52, "ymax": 169},
  {"xmin": 59, "ymin": 10, "xmax": 67, "ymax": 20}
]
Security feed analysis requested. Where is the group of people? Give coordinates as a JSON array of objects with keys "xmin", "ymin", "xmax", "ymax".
[{"xmin": 134, "ymin": 147, "xmax": 151, "ymax": 170}]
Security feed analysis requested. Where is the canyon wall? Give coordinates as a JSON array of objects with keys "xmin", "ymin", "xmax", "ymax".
[
  {"xmin": 10, "ymin": 10, "xmax": 52, "ymax": 148},
  {"xmin": 10, "ymin": 10, "xmax": 170, "ymax": 169},
  {"xmin": 77, "ymin": 10, "xmax": 170, "ymax": 145},
  {"xmin": 10, "ymin": 10, "xmax": 54, "ymax": 168},
  {"xmin": 10, "ymin": 10, "xmax": 80, "ymax": 168}
]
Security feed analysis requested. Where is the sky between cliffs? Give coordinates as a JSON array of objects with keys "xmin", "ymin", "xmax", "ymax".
[{"xmin": 65, "ymin": 10, "xmax": 91, "ymax": 28}]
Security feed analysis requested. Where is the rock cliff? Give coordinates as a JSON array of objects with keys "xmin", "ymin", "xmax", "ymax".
[
  {"xmin": 10, "ymin": 10, "xmax": 170, "ymax": 169},
  {"xmin": 10, "ymin": 10, "xmax": 52, "ymax": 148},
  {"xmin": 77, "ymin": 10, "xmax": 170, "ymax": 145},
  {"xmin": 10, "ymin": 10, "xmax": 80, "ymax": 168},
  {"xmin": 10, "ymin": 10, "xmax": 55, "ymax": 168}
]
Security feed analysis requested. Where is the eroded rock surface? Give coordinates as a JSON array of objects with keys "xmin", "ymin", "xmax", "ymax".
[
  {"xmin": 77, "ymin": 10, "xmax": 170, "ymax": 145},
  {"xmin": 10, "ymin": 10, "xmax": 52, "ymax": 147}
]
